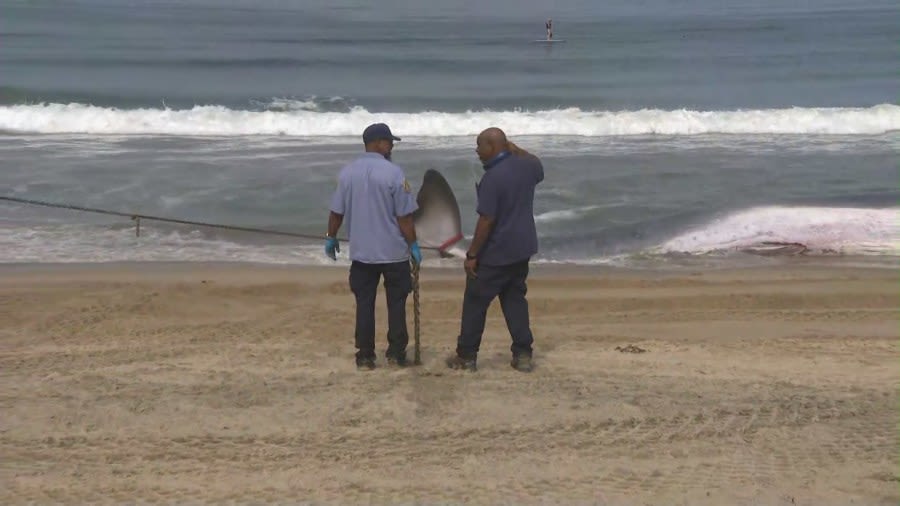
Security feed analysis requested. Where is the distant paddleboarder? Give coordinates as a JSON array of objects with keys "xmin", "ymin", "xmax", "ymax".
[{"xmin": 545, "ymin": 18, "xmax": 553, "ymax": 40}]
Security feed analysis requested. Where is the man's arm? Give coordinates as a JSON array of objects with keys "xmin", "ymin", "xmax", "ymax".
[
  {"xmin": 469, "ymin": 173, "xmax": 500, "ymax": 258},
  {"xmin": 323, "ymin": 173, "xmax": 348, "ymax": 260},
  {"xmin": 396, "ymin": 214, "xmax": 417, "ymax": 244},
  {"xmin": 327, "ymin": 172, "xmax": 347, "ymax": 237},
  {"xmin": 466, "ymin": 213, "xmax": 495, "ymax": 258},
  {"xmin": 327, "ymin": 211, "xmax": 343, "ymax": 238},
  {"xmin": 392, "ymin": 170, "xmax": 419, "ymax": 245},
  {"xmin": 509, "ymin": 140, "xmax": 544, "ymax": 183},
  {"xmin": 507, "ymin": 140, "xmax": 535, "ymax": 159}
]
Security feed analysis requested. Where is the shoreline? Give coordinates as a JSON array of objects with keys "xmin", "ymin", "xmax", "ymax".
[{"xmin": 1, "ymin": 253, "xmax": 896, "ymax": 277}]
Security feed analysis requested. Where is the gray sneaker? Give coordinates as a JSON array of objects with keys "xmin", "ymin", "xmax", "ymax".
[
  {"xmin": 510, "ymin": 354, "xmax": 533, "ymax": 372},
  {"xmin": 445, "ymin": 354, "xmax": 477, "ymax": 372}
]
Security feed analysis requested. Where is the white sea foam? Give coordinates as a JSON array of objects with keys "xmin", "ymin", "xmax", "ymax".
[
  {"xmin": 2, "ymin": 102, "xmax": 898, "ymax": 137},
  {"xmin": 535, "ymin": 206, "xmax": 602, "ymax": 223},
  {"xmin": 657, "ymin": 206, "xmax": 900, "ymax": 255}
]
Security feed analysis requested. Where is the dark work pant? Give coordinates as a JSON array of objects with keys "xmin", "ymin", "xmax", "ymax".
[
  {"xmin": 457, "ymin": 260, "xmax": 534, "ymax": 359},
  {"xmin": 349, "ymin": 260, "xmax": 412, "ymax": 360}
]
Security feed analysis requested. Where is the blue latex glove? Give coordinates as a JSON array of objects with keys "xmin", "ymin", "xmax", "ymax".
[
  {"xmin": 324, "ymin": 236, "xmax": 340, "ymax": 260},
  {"xmin": 409, "ymin": 241, "xmax": 422, "ymax": 265}
]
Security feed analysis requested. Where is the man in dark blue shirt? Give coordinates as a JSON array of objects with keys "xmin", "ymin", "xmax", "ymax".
[{"xmin": 446, "ymin": 127, "xmax": 544, "ymax": 372}]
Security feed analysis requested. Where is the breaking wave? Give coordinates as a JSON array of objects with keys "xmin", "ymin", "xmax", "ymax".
[{"xmin": 1, "ymin": 102, "xmax": 898, "ymax": 137}]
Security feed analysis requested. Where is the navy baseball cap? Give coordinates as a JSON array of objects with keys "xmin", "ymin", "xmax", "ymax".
[{"xmin": 363, "ymin": 123, "xmax": 401, "ymax": 144}]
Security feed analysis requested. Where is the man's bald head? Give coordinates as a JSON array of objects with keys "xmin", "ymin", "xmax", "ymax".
[
  {"xmin": 475, "ymin": 127, "xmax": 510, "ymax": 164},
  {"xmin": 478, "ymin": 127, "xmax": 508, "ymax": 145}
]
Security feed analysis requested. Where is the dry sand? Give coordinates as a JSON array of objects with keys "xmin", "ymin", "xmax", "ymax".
[{"xmin": 1, "ymin": 261, "xmax": 898, "ymax": 505}]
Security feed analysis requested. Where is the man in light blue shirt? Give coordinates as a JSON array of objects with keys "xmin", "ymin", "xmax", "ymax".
[{"xmin": 325, "ymin": 123, "xmax": 422, "ymax": 370}]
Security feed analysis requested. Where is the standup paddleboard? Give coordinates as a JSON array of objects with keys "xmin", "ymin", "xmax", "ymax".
[{"xmin": 532, "ymin": 39, "xmax": 565, "ymax": 43}]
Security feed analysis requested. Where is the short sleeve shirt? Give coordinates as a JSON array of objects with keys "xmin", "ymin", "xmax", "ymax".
[
  {"xmin": 329, "ymin": 153, "xmax": 418, "ymax": 263},
  {"xmin": 476, "ymin": 154, "xmax": 544, "ymax": 266}
]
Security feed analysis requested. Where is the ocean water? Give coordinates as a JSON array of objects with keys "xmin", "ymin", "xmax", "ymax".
[{"xmin": 1, "ymin": 0, "xmax": 898, "ymax": 267}]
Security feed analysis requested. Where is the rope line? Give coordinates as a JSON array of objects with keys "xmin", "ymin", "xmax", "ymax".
[
  {"xmin": 0, "ymin": 195, "xmax": 444, "ymax": 250},
  {"xmin": 411, "ymin": 263, "xmax": 422, "ymax": 365}
]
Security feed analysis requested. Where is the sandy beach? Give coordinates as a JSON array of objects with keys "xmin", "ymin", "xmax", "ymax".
[{"xmin": 1, "ymin": 261, "xmax": 897, "ymax": 505}]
